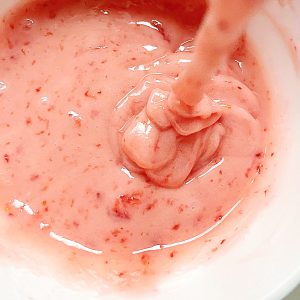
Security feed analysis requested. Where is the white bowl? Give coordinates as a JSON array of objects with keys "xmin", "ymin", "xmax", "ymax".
[{"xmin": 0, "ymin": 0, "xmax": 300, "ymax": 299}]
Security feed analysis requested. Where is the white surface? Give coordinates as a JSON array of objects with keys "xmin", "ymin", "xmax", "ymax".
[{"xmin": 0, "ymin": 0, "xmax": 300, "ymax": 299}]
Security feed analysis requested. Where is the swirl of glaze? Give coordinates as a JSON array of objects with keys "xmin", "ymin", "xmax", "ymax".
[{"xmin": 111, "ymin": 52, "xmax": 260, "ymax": 188}]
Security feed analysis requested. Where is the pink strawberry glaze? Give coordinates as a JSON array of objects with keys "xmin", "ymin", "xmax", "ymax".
[{"xmin": 0, "ymin": 0, "xmax": 273, "ymax": 290}]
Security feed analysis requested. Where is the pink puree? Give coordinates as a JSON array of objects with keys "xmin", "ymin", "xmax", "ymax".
[{"xmin": 0, "ymin": 0, "xmax": 271, "ymax": 288}]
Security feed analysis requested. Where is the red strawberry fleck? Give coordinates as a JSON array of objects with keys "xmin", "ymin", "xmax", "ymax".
[
  {"xmin": 141, "ymin": 254, "xmax": 150, "ymax": 266},
  {"xmin": 111, "ymin": 193, "xmax": 142, "ymax": 219}
]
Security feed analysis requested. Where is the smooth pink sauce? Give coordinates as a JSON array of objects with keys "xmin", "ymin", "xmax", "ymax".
[{"xmin": 0, "ymin": 0, "xmax": 273, "ymax": 290}]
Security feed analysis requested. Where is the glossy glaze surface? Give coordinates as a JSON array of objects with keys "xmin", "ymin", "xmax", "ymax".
[{"xmin": 0, "ymin": 0, "xmax": 272, "ymax": 289}]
